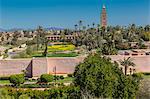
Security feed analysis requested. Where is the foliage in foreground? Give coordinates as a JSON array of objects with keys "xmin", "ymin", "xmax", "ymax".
[
  {"xmin": 137, "ymin": 79, "xmax": 150, "ymax": 98},
  {"xmin": 0, "ymin": 86, "xmax": 81, "ymax": 99},
  {"xmin": 74, "ymin": 53, "xmax": 141, "ymax": 98},
  {"xmin": 9, "ymin": 74, "xmax": 25, "ymax": 86},
  {"xmin": 40, "ymin": 74, "xmax": 54, "ymax": 83}
]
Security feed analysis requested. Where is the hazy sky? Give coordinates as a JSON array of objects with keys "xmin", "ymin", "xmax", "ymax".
[{"xmin": 0, "ymin": 0, "xmax": 150, "ymax": 29}]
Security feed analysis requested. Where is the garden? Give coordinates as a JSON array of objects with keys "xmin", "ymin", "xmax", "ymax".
[
  {"xmin": 13, "ymin": 43, "xmax": 79, "ymax": 58},
  {"xmin": 0, "ymin": 74, "xmax": 74, "ymax": 88},
  {"xmin": 33, "ymin": 44, "xmax": 78, "ymax": 57}
]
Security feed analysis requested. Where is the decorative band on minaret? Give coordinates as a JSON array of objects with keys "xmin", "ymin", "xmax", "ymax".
[{"xmin": 101, "ymin": 4, "xmax": 107, "ymax": 27}]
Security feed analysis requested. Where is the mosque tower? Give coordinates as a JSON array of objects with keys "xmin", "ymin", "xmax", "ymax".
[{"xmin": 101, "ymin": 4, "xmax": 107, "ymax": 27}]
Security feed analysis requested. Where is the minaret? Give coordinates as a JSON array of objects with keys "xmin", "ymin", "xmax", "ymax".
[{"xmin": 101, "ymin": 4, "xmax": 107, "ymax": 27}]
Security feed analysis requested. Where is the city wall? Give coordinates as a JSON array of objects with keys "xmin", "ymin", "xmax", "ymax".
[{"xmin": 0, "ymin": 56, "xmax": 150, "ymax": 78}]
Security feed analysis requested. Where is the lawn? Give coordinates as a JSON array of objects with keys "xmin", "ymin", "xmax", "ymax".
[
  {"xmin": 47, "ymin": 52, "xmax": 78, "ymax": 57},
  {"xmin": 143, "ymin": 75, "xmax": 150, "ymax": 79},
  {"xmin": 56, "ymin": 77, "xmax": 73, "ymax": 83},
  {"xmin": 32, "ymin": 44, "xmax": 77, "ymax": 57},
  {"xmin": 48, "ymin": 44, "xmax": 75, "ymax": 52},
  {"xmin": 0, "ymin": 80, "xmax": 10, "ymax": 85},
  {"xmin": 13, "ymin": 44, "xmax": 77, "ymax": 58},
  {"xmin": 33, "ymin": 52, "xmax": 78, "ymax": 57}
]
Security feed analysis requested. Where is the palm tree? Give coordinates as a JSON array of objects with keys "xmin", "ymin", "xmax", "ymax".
[
  {"xmin": 79, "ymin": 20, "xmax": 83, "ymax": 31},
  {"xmin": 36, "ymin": 26, "xmax": 43, "ymax": 50},
  {"xmin": 74, "ymin": 24, "xmax": 78, "ymax": 31},
  {"xmin": 42, "ymin": 37, "xmax": 49, "ymax": 57},
  {"xmin": 92, "ymin": 22, "xmax": 95, "ymax": 28},
  {"xmin": 120, "ymin": 57, "xmax": 135, "ymax": 75},
  {"xmin": 82, "ymin": 26, "xmax": 86, "ymax": 31},
  {"xmin": 87, "ymin": 24, "xmax": 90, "ymax": 29}
]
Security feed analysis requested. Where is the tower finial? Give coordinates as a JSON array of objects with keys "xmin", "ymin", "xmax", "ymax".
[{"xmin": 103, "ymin": 4, "xmax": 106, "ymax": 9}]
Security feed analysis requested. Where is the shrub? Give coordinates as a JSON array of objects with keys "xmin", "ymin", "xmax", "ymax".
[
  {"xmin": 0, "ymin": 88, "xmax": 14, "ymax": 99},
  {"xmin": 143, "ymin": 72, "xmax": 150, "ymax": 76},
  {"xmin": 21, "ymin": 84, "xmax": 53, "ymax": 88},
  {"xmin": 137, "ymin": 79, "xmax": 150, "ymax": 98},
  {"xmin": 142, "ymin": 32, "xmax": 150, "ymax": 41},
  {"xmin": 0, "ymin": 76, "xmax": 10, "ymax": 80},
  {"xmin": 5, "ymin": 86, "xmax": 81, "ymax": 98},
  {"xmin": 53, "ymin": 76, "xmax": 60, "ymax": 80},
  {"xmin": 67, "ymin": 74, "xmax": 73, "ymax": 77},
  {"xmin": 116, "ymin": 42, "xmax": 131, "ymax": 50},
  {"xmin": 19, "ymin": 94, "xmax": 30, "ymax": 99},
  {"xmin": 21, "ymin": 84, "xmax": 41, "ymax": 88},
  {"xmin": 59, "ymin": 76, "xmax": 64, "ymax": 80},
  {"xmin": 40, "ymin": 74, "xmax": 53, "ymax": 83},
  {"xmin": 132, "ymin": 73, "xmax": 144, "ymax": 80},
  {"xmin": 9, "ymin": 74, "xmax": 25, "ymax": 86}
]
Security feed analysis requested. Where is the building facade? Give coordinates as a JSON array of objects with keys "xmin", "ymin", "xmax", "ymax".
[{"xmin": 47, "ymin": 35, "xmax": 75, "ymax": 41}]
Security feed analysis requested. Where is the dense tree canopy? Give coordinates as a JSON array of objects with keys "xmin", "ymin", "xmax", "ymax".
[
  {"xmin": 74, "ymin": 53, "xmax": 140, "ymax": 98},
  {"xmin": 72, "ymin": 24, "xmax": 150, "ymax": 55}
]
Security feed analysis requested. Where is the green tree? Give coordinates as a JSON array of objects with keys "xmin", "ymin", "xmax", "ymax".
[
  {"xmin": 9, "ymin": 74, "xmax": 25, "ymax": 86},
  {"xmin": 142, "ymin": 32, "xmax": 150, "ymax": 41},
  {"xmin": 74, "ymin": 24, "xmax": 78, "ymax": 32},
  {"xmin": 42, "ymin": 38, "xmax": 49, "ymax": 57},
  {"xmin": 120, "ymin": 57, "xmax": 135, "ymax": 75},
  {"xmin": 137, "ymin": 79, "xmax": 150, "ymax": 98},
  {"xmin": 26, "ymin": 46, "xmax": 33, "ymax": 56},
  {"xmin": 78, "ymin": 20, "xmax": 83, "ymax": 31},
  {"xmin": 92, "ymin": 22, "xmax": 95, "ymax": 28},
  {"xmin": 40, "ymin": 74, "xmax": 54, "ymax": 83},
  {"xmin": 19, "ymin": 94, "xmax": 30, "ymax": 99},
  {"xmin": 36, "ymin": 26, "xmax": 46, "ymax": 51},
  {"xmin": 0, "ymin": 88, "xmax": 14, "ymax": 99},
  {"xmin": 74, "ymin": 53, "xmax": 140, "ymax": 98}
]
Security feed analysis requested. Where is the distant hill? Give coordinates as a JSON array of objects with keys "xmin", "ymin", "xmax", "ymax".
[
  {"xmin": 6, "ymin": 28, "xmax": 24, "ymax": 32},
  {"xmin": 0, "ymin": 27, "xmax": 64, "ymax": 32},
  {"xmin": 45, "ymin": 27, "xmax": 64, "ymax": 31},
  {"xmin": 0, "ymin": 28, "xmax": 6, "ymax": 32}
]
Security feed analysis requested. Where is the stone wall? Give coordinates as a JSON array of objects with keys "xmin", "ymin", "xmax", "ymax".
[
  {"xmin": 108, "ymin": 55, "xmax": 150, "ymax": 73},
  {"xmin": 47, "ymin": 57, "xmax": 84, "ymax": 74},
  {"xmin": 0, "ymin": 59, "xmax": 32, "ymax": 77},
  {"xmin": 1, "ymin": 55, "xmax": 149, "ymax": 78},
  {"xmin": 32, "ymin": 58, "xmax": 48, "ymax": 77}
]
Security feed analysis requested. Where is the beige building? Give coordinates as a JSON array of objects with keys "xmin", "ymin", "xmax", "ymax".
[{"xmin": 47, "ymin": 35, "xmax": 75, "ymax": 41}]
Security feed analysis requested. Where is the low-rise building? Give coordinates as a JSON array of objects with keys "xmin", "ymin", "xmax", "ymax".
[{"xmin": 47, "ymin": 35, "xmax": 76, "ymax": 41}]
